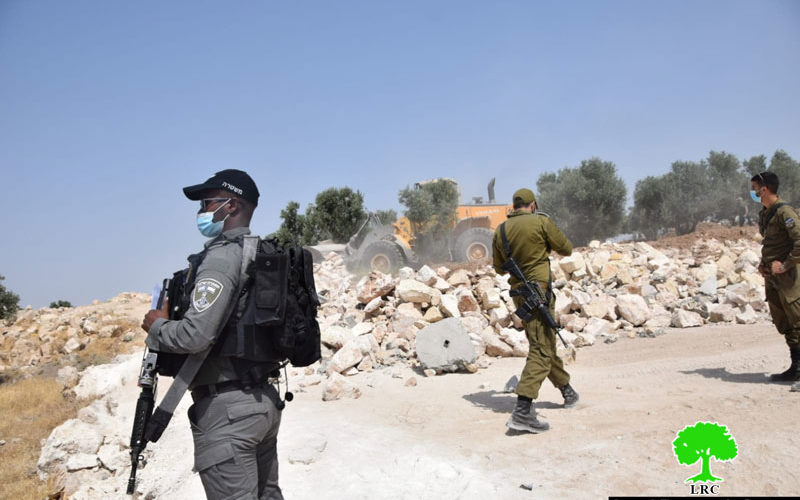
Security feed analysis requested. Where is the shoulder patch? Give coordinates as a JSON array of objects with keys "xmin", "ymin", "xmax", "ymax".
[
  {"xmin": 786, "ymin": 217, "xmax": 795, "ymax": 229},
  {"xmin": 192, "ymin": 278, "xmax": 224, "ymax": 312}
]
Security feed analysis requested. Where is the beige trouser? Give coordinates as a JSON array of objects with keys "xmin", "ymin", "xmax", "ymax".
[
  {"xmin": 514, "ymin": 294, "xmax": 571, "ymax": 399},
  {"xmin": 765, "ymin": 278, "xmax": 800, "ymax": 348}
]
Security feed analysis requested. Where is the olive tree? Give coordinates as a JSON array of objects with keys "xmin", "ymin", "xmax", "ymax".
[
  {"xmin": 0, "ymin": 275, "xmax": 20, "ymax": 321},
  {"xmin": 314, "ymin": 187, "xmax": 367, "ymax": 244},
  {"xmin": 536, "ymin": 158, "xmax": 627, "ymax": 246}
]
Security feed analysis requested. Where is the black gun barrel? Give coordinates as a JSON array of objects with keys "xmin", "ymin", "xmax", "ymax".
[
  {"xmin": 126, "ymin": 279, "xmax": 168, "ymax": 495},
  {"xmin": 126, "ymin": 387, "xmax": 154, "ymax": 494},
  {"xmin": 500, "ymin": 258, "xmax": 569, "ymax": 349}
]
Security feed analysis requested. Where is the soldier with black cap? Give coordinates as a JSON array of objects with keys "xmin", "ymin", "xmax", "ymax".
[
  {"xmin": 492, "ymin": 188, "xmax": 579, "ymax": 433},
  {"xmin": 141, "ymin": 169, "xmax": 285, "ymax": 499}
]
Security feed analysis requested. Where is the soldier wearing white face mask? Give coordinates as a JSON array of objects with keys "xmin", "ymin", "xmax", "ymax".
[{"xmin": 142, "ymin": 169, "xmax": 285, "ymax": 499}]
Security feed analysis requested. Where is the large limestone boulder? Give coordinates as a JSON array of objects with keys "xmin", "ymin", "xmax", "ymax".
[
  {"xmin": 326, "ymin": 340, "xmax": 364, "ymax": 374},
  {"xmin": 356, "ymin": 272, "xmax": 395, "ymax": 304},
  {"xmin": 671, "ymin": 309, "xmax": 703, "ymax": 328},
  {"xmin": 582, "ymin": 317, "xmax": 614, "ymax": 338},
  {"xmin": 581, "ymin": 296, "xmax": 617, "ymax": 320},
  {"xmin": 321, "ymin": 325, "xmax": 353, "ymax": 349},
  {"xmin": 708, "ymin": 303, "xmax": 736, "ymax": 323},
  {"xmin": 481, "ymin": 329, "xmax": 514, "ymax": 357},
  {"xmin": 616, "ymin": 294, "xmax": 650, "ymax": 326},
  {"xmin": 416, "ymin": 265, "xmax": 438, "ymax": 286},
  {"xmin": 456, "ymin": 289, "xmax": 480, "ymax": 313},
  {"xmin": 489, "ymin": 302, "xmax": 511, "ymax": 327},
  {"xmin": 414, "ymin": 318, "xmax": 477, "ymax": 370},
  {"xmin": 590, "ymin": 250, "xmax": 611, "ymax": 273},
  {"xmin": 559, "ymin": 252, "xmax": 585, "ymax": 275},
  {"xmin": 479, "ymin": 288, "xmax": 504, "ymax": 310},
  {"xmin": 440, "ymin": 294, "xmax": 461, "ymax": 318},
  {"xmin": 499, "ymin": 327, "xmax": 529, "ymax": 357},
  {"xmin": 322, "ymin": 373, "xmax": 362, "ymax": 401},
  {"xmin": 396, "ymin": 279, "xmax": 436, "ymax": 304},
  {"xmin": 735, "ymin": 305, "xmax": 758, "ymax": 324},
  {"xmin": 447, "ymin": 269, "xmax": 471, "ymax": 287},
  {"xmin": 423, "ymin": 306, "xmax": 444, "ymax": 323}
]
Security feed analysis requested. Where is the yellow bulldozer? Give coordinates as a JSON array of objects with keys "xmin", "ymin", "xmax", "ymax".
[{"xmin": 342, "ymin": 178, "xmax": 513, "ymax": 273}]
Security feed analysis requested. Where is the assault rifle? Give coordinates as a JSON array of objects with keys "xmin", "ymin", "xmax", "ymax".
[
  {"xmin": 500, "ymin": 258, "xmax": 569, "ymax": 349},
  {"xmin": 126, "ymin": 278, "xmax": 169, "ymax": 495}
]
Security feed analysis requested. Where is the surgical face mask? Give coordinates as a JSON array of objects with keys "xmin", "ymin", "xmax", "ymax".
[
  {"xmin": 196, "ymin": 199, "xmax": 230, "ymax": 237},
  {"xmin": 750, "ymin": 189, "xmax": 762, "ymax": 204}
]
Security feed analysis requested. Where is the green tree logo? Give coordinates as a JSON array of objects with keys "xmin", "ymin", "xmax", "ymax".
[{"xmin": 673, "ymin": 422, "xmax": 738, "ymax": 483}]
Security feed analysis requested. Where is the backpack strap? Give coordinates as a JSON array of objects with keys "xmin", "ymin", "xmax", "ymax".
[
  {"xmin": 145, "ymin": 236, "xmax": 257, "ymax": 443},
  {"xmin": 499, "ymin": 222, "xmax": 512, "ymax": 260},
  {"xmin": 499, "ymin": 221, "xmax": 553, "ymax": 305}
]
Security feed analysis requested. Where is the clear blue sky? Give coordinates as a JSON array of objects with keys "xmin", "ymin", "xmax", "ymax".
[{"xmin": 1, "ymin": 0, "xmax": 798, "ymax": 308}]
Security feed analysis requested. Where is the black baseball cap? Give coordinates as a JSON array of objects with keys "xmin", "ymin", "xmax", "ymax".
[{"xmin": 183, "ymin": 169, "xmax": 260, "ymax": 206}]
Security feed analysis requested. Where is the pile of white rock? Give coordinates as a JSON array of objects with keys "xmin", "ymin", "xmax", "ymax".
[
  {"xmin": 0, "ymin": 293, "xmax": 150, "ymax": 375},
  {"xmin": 32, "ymin": 234, "xmax": 773, "ymax": 498},
  {"xmin": 309, "ymin": 236, "xmax": 769, "ymax": 400}
]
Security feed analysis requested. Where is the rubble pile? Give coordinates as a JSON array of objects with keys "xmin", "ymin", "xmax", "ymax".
[
  {"xmin": 0, "ymin": 236, "xmax": 770, "ymax": 392},
  {"xmin": 0, "ymin": 293, "xmax": 151, "ymax": 376},
  {"xmin": 310, "ymin": 236, "xmax": 769, "ymax": 392},
  {"xmin": 24, "ymin": 233, "xmax": 775, "ymax": 497}
]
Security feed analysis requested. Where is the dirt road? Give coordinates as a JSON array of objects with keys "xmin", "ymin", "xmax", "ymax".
[
  {"xmin": 278, "ymin": 323, "xmax": 800, "ymax": 499},
  {"xmin": 74, "ymin": 323, "xmax": 800, "ymax": 499}
]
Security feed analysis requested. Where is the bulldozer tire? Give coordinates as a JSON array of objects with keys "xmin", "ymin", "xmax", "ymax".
[
  {"xmin": 453, "ymin": 227, "xmax": 494, "ymax": 262},
  {"xmin": 362, "ymin": 241, "xmax": 405, "ymax": 274}
]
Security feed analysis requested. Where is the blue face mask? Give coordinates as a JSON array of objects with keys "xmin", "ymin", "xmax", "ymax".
[
  {"xmin": 196, "ymin": 200, "xmax": 230, "ymax": 237},
  {"xmin": 750, "ymin": 189, "xmax": 762, "ymax": 204}
]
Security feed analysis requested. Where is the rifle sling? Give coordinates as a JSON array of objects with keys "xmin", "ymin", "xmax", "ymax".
[{"xmin": 499, "ymin": 221, "xmax": 553, "ymax": 306}]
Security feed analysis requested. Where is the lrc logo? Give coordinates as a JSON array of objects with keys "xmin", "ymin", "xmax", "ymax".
[
  {"xmin": 689, "ymin": 484, "xmax": 720, "ymax": 495},
  {"xmin": 672, "ymin": 421, "xmax": 738, "ymax": 495}
]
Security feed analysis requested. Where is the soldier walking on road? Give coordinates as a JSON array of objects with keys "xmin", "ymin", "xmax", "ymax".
[
  {"xmin": 751, "ymin": 172, "xmax": 800, "ymax": 385},
  {"xmin": 492, "ymin": 188, "xmax": 579, "ymax": 433}
]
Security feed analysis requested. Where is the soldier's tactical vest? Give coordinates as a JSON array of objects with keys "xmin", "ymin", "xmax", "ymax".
[{"xmin": 154, "ymin": 237, "xmax": 321, "ymax": 379}]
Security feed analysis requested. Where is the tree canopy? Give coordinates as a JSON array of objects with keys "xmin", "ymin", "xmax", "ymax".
[
  {"xmin": 0, "ymin": 275, "xmax": 20, "ymax": 321},
  {"xmin": 399, "ymin": 179, "xmax": 459, "ymax": 260},
  {"xmin": 273, "ymin": 187, "xmax": 368, "ymax": 246},
  {"xmin": 314, "ymin": 187, "xmax": 367, "ymax": 244},
  {"xmin": 628, "ymin": 150, "xmax": 792, "ymax": 237},
  {"xmin": 536, "ymin": 158, "xmax": 627, "ymax": 246}
]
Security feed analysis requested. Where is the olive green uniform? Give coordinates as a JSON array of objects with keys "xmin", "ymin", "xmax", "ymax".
[
  {"xmin": 147, "ymin": 227, "xmax": 284, "ymax": 500},
  {"xmin": 759, "ymin": 198, "xmax": 800, "ymax": 348},
  {"xmin": 492, "ymin": 211, "xmax": 573, "ymax": 399}
]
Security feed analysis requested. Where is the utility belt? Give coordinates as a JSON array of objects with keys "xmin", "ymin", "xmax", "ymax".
[
  {"xmin": 190, "ymin": 364, "xmax": 282, "ymax": 403},
  {"xmin": 191, "ymin": 379, "xmax": 265, "ymax": 403}
]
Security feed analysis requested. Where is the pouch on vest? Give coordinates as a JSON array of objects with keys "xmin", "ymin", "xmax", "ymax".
[
  {"xmin": 218, "ymin": 239, "xmax": 321, "ymax": 368},
  {"xmin": 252, "ymin": 252, "xmax": 288, "ymax": 326}
]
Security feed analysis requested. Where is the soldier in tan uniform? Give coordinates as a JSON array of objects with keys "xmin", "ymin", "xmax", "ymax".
[
  {"xmin": 492, "ymin": 188, "xmax": 578, "ymax": 433},
  {"xmin": 751, "ymin": 171, "xmax": 800, "ymax": 383}
]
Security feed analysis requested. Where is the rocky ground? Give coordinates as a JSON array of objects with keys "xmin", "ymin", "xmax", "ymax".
[
  {"xmin": 35, "ymin": 323, "xmax": 800, "ymax": 499},
  {"xmin": 4, "ymin": 223, "xmax": 798, "ymax": 498}
]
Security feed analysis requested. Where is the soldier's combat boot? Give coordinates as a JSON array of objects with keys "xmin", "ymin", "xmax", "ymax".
[
  {"xmin": 559, "ymin": 384, "xmax": 579, "ymax": 408},
  {"xmin": 506, "ymin": 397, "xmax": 550, "ymax": 433},
  {"xmin": 770, "ymin": 347, "xmax": 800, "ymax": 382}
]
